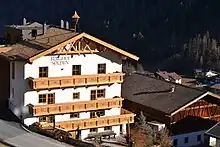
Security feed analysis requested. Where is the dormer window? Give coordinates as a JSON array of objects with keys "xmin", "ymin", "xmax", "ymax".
[{"xmin": 31, "ymin": 29, "xmax": 37, "ymax": 37}]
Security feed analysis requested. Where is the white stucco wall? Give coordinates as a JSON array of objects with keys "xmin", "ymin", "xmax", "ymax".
[
  {"xmin": 11, "ymin": 48, "xmax": 125, "ymax": 140},
  {"xmin": 24, "ymin": 51, "xmax": 122, "ymax": 79},
  {"xmin": 171, "ymin": 130, "xmax": 206, "ymax": 147},
  {"xmin": 24, "ymin": 83, "xmax": 121, "ymax": 106}
]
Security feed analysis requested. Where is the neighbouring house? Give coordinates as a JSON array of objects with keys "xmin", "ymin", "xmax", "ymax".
[
  {"xmin": 171, "ymin": 116, "xmax": 217, "ymax": 147},
  {"xmin": 155, "ymin": 71, "xmax": 182, "ymax": 84},
  {"xmin": 205, "ymin": 122, "xmax": 220, "ymax": 147},
  {"xmin": 4, "ymin": 18, "xmax": 46, "ymax": 44},
  {"xmin": 122, "ymin": 72, "xmax": 220, "ymax": 146},
  {"xmin": 207, "ymin": 84, "xmax": 220, "ymax": 95},
  {"xmin": 0, "ymin": 12, "xmax": 138, "ymax": 140}
]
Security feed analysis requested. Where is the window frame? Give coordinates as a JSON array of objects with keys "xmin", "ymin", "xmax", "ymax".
[
  {"xmin": 72, "ymin": 65, "xmax": 81, "ymax": 75},
  {"xmin": 90, "ymin": 89, "xmax": 105, "ymax": 100},
  {"xmin": 184, "ymin": 137, "xmax": 189, "ymax": 144},
  {"xmin": 90, "ymin": 111, "xmax": 96, "ymax": 118},
  {"xmin": 73, "ymin": 92, "xmax": 80, "ymax": 99},
  {"xmin": 39, "ymin": 67, "xmax": 48, "ymax": 77},
  {"xmin": 96, "ymin": 110, "xmax": 105, "ymax": 117},
  {"xmin": 98, "ymin": 63, "xmax": 106, "ymax": 74},
  {"xmin": 38, "ymin": 93, "xmax": 55, "ymax": 104},
  {"xmin": 31, "ymin": 29, "xmax": 37, "ymax": 37},
  {"xmin": 104, "ymin": 126, "xmax": 112, "ymax": 131},
  {"xmin": 70, "ymin": 113, "xmax": 79, "ymax": 118},
  {"xmin": 39, "ymin": 115, "xmax": 55, "ymax": 123},
  {"xmin": 197, "ymin": 135, "xmax": 201, "ymax": 142},
  {"xmin": 90, "ymin": 128, "xmax": 98, "ymax": 133}
]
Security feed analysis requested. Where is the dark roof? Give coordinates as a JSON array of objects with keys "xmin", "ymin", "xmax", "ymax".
[
  {"xmin": 171, "ymin": 116, "xmax": 217, "ymax": 135},
  {"xmin": 156, "ymin": 71, "xmax": 182, "ymax": 80},
  {"xmin": 205, "ymin": 122, "xmax": 220, "ymax": 139},
  {"xmin": 0, "ymin": 26, "xmax": 78, "ymax": 60},
  {"xmin": 211, "ymin": 84, "xmax": 220, "ymax": 90},
  {"xmin": 122, "ymin": 72, "xmax": 205, "ymax": 114}
]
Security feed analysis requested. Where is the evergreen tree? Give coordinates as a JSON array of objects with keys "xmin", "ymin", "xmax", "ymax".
[{"xmin": 200, "ymin": 56, "xmax": 203, "ymax": 66}]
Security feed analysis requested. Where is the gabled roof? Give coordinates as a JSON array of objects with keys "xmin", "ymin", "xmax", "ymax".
[
  {"xmin": 28, "ymin": 31, "xmax": 139, "ymax": 62},
  {"xmin": 0, "ymin": 26, "xmax": 139, "ymax": 62},
  {"xmin": 171, "ymin": 116, "xmax": 217, "ymax": 136},
  {"xmin": 122, "ymin": 72, "xmax": 220, "ymax": 115},
  {"xmin": 205, "ymin": 122, "xmax": 220, "ymax": 139}
]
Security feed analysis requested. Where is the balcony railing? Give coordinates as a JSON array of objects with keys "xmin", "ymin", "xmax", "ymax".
[
  {"xmin": 28, "ymin": 73, "xmax": 124, "ymax": 90},
  {"xmin": 28, "ymin": 97, "xmax": 123, "ymax": 117},
  {"xmin": 41, "ymin": 109, "xmax": 135, "ymax": 131}
]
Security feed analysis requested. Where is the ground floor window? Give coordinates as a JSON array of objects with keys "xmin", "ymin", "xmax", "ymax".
[
  {"xmin": 39, "ymin": 115, "xmax": 55, "ymax": 123},
  {"xmin": 104, "ymin": 126, "xmax": 112, "ymax": 131},
  {"xmin": 90, "ymin": 128, "xmax": 98, "ymax": 133}
]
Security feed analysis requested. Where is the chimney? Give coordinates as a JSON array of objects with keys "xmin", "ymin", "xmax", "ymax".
[
  {"xmin": 23, "ymin": 18, "xmax": 27, "ymax": 25},
  {"xmin": 170, "ymin": 85, "xmax": 175, "ymax": 93},
  {"xmin": 66, "ymin": 21, "xmax": 69, "ymax": 29},
  {"xmin": 43, "ymin": 22, "xmax": 47, "ymax": 34},
  {"xmin": 61, "ymin": 20, "xmax": 64, "ymax": 28}
]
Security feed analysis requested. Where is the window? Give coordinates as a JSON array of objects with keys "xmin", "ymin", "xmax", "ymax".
[
  {"xmin": 70, "ymin": 113, "xmax": 79, "ymax": 118},
  {"xmin": 39, "ymin": 67, "xmax": 48, "ymax": 77},
  {"xmin": 38, "ymin": 93, "xmax": 55, "ymax": 104},
  {"xmin": 47, "ymin": 116, "xmax": 55, "ymax": 123},
  {"xmin": 31, "ymin": 29, "xmax": 37, "ymax": 37},
  {"xmin": 39, "ymin": 116, "xmax": 47, "ymax": 122},
  {"xmin": 12, "ymin": 62, "xmax": 15, "ymax": 79},
  {"xmin": 47, "ymin": 93, "xmax": 55, "ymax": 104},
  {"xmin": 90, "ymin": 128, "xmax": 98, "ymax": 133},
  {"xmin": 39, "ymin": 94, "xmax": 47, "ymax": 103},
  {"xmin": 39, "ymin": 116, "xmax": 55, "ymax": 123},
  {"xmin": 90, "ymin": 89, "xmax": 105, "ymax": 100},
  {"xmin": 104, "ymin": 126, "xmax": 112, "ymax": 131},
  {"xmin": 98, "ymin": 64, "xmax": 106, "ymax": 74},
  {"xmin": 90, "ymin": 112, "xmax": 96, "ymax": 118},
  {"xmin": 73, "ymin": 92, "xmax": 80, "ymax": 99},
  {"xmin": 90, "ymin": 111, "xmax": 105, "ymax": 118},
  {"xmin": 197, "ymin": 135, "xmax": 201, "ymax": 142},
  {"xmin": 184, "ymin": 137, "xmax": 188, "ymax": 144},
  {"xmin": 91, "ymin": 90, "xmax": 97, "ymax": 100},
  {"xmin": 97, "ymin": 89, "xmax": 105, "ymax": 98},
  {"xmin": 72, "ymin": 65, "xmax": 81, "ymax": 75},
  {"xmin": 96, "ymin": 110, "xmax": 105, "ymax": 117},
  {"xmin": 173, "ymin": 139, "xmax": 178, "ymax": 146}
]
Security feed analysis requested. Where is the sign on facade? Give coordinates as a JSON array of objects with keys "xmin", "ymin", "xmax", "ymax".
[{"xmin": 51, "ymin": 55, "xmax": 70, "ymax": 65}]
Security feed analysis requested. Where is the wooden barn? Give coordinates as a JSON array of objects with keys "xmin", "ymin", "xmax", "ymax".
[{"xmin": 122, "ymin": 72, "xmax": 220, "ymax": 126}]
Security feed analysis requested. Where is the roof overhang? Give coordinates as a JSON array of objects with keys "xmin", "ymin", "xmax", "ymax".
[
  {"xmin": 205, "ymin": 121, "xmax": 220, "ymax": 139},
  {"xmin": 28, "ymin": 32, "xmax": 139, "ymax": 63},
  {"xmin": 170, "ymin": 92, "xmax": 220, "ymax": 116}
]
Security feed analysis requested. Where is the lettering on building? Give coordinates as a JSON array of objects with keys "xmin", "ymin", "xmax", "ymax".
[{"xmin": 51, "ymin": 56, "xmax": 70, "ymax": 65}]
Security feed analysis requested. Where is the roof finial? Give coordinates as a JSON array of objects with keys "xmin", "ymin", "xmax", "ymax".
[
  {"xmin": 72, "ymin": 11, "xmax": 80, "ymax": 19},
  {"xmin": 72, "ymin": 11, "xmax": 80, "ymax": 32}
]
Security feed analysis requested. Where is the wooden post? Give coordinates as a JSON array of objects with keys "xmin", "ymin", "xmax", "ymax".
[{"xmin": 53, "ymin": 115, "xmax": 55, "ymax": 130}]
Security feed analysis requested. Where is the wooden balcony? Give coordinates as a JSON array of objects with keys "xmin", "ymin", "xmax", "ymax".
[
  {"xmin": 29, "ymin": 97, "xmax": 123, "ymax": 117},
  {"xmin": 41, "ymin": 109, "xmax": 135, "ymax": 131},
  {"xmin": 28, "ymin": 73, "xmax": 124, "ymax": 90}
]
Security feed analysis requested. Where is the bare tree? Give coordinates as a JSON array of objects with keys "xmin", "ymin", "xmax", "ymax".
[{"xmin": 132, "ymin": 111, "xmax": 172, "ymax": 147}]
